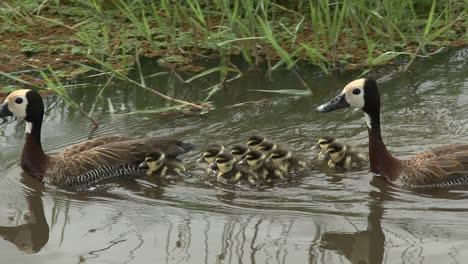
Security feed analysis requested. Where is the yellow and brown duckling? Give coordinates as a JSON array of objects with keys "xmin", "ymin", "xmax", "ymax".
[
  {"xmin": 312, "ymin": 135, "xmax": 356, "ymax": 161},
  {"xmin": 246, "ymin": 135, "xmax": 266, "ymax": 150},
  {"xmin": 199, "ymin": 144, "xmax": 225, "ymax": 176},
  {"xmin": 199, "ymin": 144, "xmax": 225, "ymax": 164},
  {"xmin": 211, "ymin": 153, "xmax": 257, "ymax": 185},
  {"xmin": 324, "ymin": 142, "xmax": 368, "ymax": 169},
  {"xmin": 312, "ymin": 135, "xmax": 337, "ymax": 160},
  {"xmin": 230, "ymin": 144, "xmax": 249, "ymax": 162},
  {"xmin": 268, "ymin": 147, "xmax": 309, "ymax": 174},
  {"xmin": 241, "ymin": 149, "xmax": 286, "ymax": 182},
  {"xmin": 257, "ymin": 140, "xmax": 277, "ymax": 157},
  {"xmin": 138, "ymin": 151, "xmax": 187, "ymax": 177},
  {"xmin": 316, "ymin": 77, "xmax": 468, "ymax": 187}
]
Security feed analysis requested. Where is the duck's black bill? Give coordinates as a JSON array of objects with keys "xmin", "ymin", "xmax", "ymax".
[
  {"xmin": 315, "ymin": 93, "xmax": 350, "ymax": 113},
  {"xmin": 0, "ymin": 102, "xmax": 13, "ymax": 117}
]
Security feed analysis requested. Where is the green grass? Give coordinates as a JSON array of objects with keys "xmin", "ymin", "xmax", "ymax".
[{"xmin": 0, "ymin": 0, "xmax": 466, "ymax": 112}]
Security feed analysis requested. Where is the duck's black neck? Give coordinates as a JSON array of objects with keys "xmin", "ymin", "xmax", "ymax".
[
  {"xmin": 22, "ymin": 120, "xmax": 49, "ymax": 180},
  {"xmin": 366, "ymin": 109, "xmax": 401, "ymax": 181}
]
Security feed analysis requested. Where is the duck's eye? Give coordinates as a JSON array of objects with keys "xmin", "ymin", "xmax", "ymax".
[
  {"xmin": 15, "ymin": 98, "xmax": 23, "ymax": 104},
  {"xmin": 271, "ymin": 155, "xmax": 279, "ymax": 159},
  {"xmin": 146, "ymin": 158, "xmax": 156, "ymax": 162},
  {"xmin": 204, "ymin": 154, "xmax": 214, "ymax": 158},
  {"xmin": 352, "ymin": 89, "xmax": 361, "ymax": 95},
  {"xmin": 216, "ymin": 159, "xmax": 227, "ymax": 164}
]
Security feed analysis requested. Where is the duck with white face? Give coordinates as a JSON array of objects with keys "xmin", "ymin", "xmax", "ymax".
[
  {"xmin": 246, "ymin": 135, "xmax": 266, "ymax": 150},
  {"xmin": 268, "ymin": 147, "xmax": 310, "ymax": 174},
  {"xmin": 316, "ymin": 77, "xmax": 468, "ymax": 188},
  {"xmin": 210, "ymin": 153, "xmax": 257, "ymax": 185},
  {"xmin": 324, "ymin": 142, "xmax": 368, "ymax": 169},
  {"xmin": 138, "ymin": 151, "xmax": 187, "ymax": 177},
  {"xmin": 0, "ymin": 89, "xmax": 193, "ymax": 188}
]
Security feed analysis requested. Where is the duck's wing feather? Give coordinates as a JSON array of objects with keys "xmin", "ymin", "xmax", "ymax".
[
  {"xmin": 407, "ymin": 151, "xmax": 468, "ymax": 185},
  {"xmin": 429, "ymin": 144, "xmax": 468, "ymax": 157},
  {"xmin": 60, "ymin": 136, "xmax": 135, "ymax": 158}
]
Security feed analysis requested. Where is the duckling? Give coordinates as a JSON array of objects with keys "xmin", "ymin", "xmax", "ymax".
[
  {"xmin": 198, "ymin": 144, "xmax": 225, "ymax": 164},
  {"xmin": 246, "ymin": 135, "xmax": 266, "ymax": 150},
  {"xmin": 242, "ymin": 149, "xmax": 286, "ymax": 182},
  {"xmin": 312, "ymin": 135, "xmax": 337, "ymax": 160},
  {"xmin": 230, "ymin": 144, "xmax": 249, "ymax": 162},
  {"xmin": 198, "ymin": 144, "xmax": 225, "ymax": 176},
  {"xmin": 269, "ymin": 147, "xmax": 309, "ymax": 174},
  {"xmin": 212, "ymin": 153, "xmax": 257, "ymax": 185},
  {"xmin": 325, "ymin": 142, "xmax": 368, "ymax": 169},
  {"xmin": 257, "ymin": 140, "xmax": 277, "ymax": 157},
  {"xmin": 312, "ymin": 135, "xmax": 354, "ymax": 160},
  {"xmin": 138, "ymin": 151, "xmax": 186, "ymax": 177}
]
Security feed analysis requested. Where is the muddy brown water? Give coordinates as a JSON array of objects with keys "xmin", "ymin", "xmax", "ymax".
[{"xmin": 0, "ymin": 47, "xmax": 467, "ymax": 263}]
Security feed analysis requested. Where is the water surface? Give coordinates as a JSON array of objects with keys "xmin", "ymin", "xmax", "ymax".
[{"xmin": 1, "ymin": 47, "xmax": 468, "ymax": 263}]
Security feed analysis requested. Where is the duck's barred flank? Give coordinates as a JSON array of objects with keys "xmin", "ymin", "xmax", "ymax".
[
  {"xmin": 60, "ymin": 163, "xmax": 144, "ymax": 188},
  {"xmin": 410, "ymin": 176, "xmax": 468, "ymax": 189}
]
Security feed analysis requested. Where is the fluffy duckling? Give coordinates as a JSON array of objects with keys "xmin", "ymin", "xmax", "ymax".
[
  {"xmin": 230, "ymin": 144, "xmax": 249, "ymax": 161},
  {"xmin": 212, "ymin": 153, "xmax": 257, "ymax": 185},
  {"xmin": 246, "ymin": 135, "xmax": 266, "ymax": 150},
  {"xmin": 312, "ymin": 135, "xmax": 337, "ymax": 160},
  {"xmin": 269, "ymin": 148, "xmax": 309, "ymax": 174},
  {"xmin": 199, "ymin": 144, "xmax": 225, "ymax": 176},
  {"xmin": 199, "ymin": 144, "xmax": 225, "ymax": 164},
  {"xmin": 257, "ymin": 140, "xmax": 277, "ymax": 157},
  {"xmin": 242, "ymin": 149, "xmax": 286, "ymax": 182},
  {"xmin": 324, "ymin": 142, "xmax": 368, "ymax": 169},
  {"xmin": 312, "ymin": 135, "xmax": 355, "ymax": 161},
  {"xmin": 138, "ymin": 151, "xmax": 187, "ymax": 177}
]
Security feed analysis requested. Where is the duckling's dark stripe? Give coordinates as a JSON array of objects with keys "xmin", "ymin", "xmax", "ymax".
[
  {"xmin": 410, "ymin": 176, "xmax": 468, "ymax": 189},
  {"xmin": 60, "ymin": 163, "xmax": 144, "ymax": 189}
]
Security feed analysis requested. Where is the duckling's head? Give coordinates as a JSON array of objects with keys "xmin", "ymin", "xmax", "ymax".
[
  {"xmin": 230, "ymin": 144, "xmax": 249, "ymax": 161},
  {"xmin": 313, "ymin": 135, "xmax": 336, "ymax": 152},
  {"xmin": 199, "ymin": 144, "xmax": 224, "ymax": 164},
  {"xmin": 246, "ymin": 135, "xmax": 266, "ymax": 150},
  {"xmin": 325, "ymin": 142, "xmax": 347, "ymax": 163},
  {"xmin": 139, "ymin": 151, "xmax": 166, "ymax": 175},
  {"xmin": 316, "ymin": 78, "xmax": 379, "ymax": 120},
  {"xmin": 0, "ymin": 89, "xmax": 44, "ymax": 132},
  {"xmin": 214, "ymin": 153, "xmax": 236, "ymax": 173},
  {"xmin": 242, "ymin": 150, "xmax": 266, "ymax": 170},
  {"xmin": 268, "ymin": 148, "xmax": 292, "ymax": 166},
  {"xmin": 257, "ymin": 141, "xmax": 276, "ymax": 154}
]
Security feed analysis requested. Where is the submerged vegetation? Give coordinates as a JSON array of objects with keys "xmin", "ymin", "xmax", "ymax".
[{"xmin": 0, "ymin": 0, "xmax": 466, "ymax": 115}]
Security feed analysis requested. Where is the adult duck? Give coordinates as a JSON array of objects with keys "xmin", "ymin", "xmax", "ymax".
[
  {"xmin": 0, "ymin": 89, "xmax": 193, "ymax": 187},
  {"xmin": 316, "ymin": 78, "xmax": 468, "ymax": 187}
]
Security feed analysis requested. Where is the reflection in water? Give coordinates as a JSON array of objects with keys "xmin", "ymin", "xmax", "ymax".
[
  {"xmin": 0, "ymin": 175, "xmax": 49, "ymax": 253},
  {"xmin": 0, "ymin": 48, "xmax": 466, "ymax": 263},
  {"xmin": 320, "ymin": 178, "xmax": 391, "ymax": 264}
]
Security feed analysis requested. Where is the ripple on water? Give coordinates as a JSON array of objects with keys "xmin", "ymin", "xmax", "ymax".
[{"xmin": 0, "ymin": 48, "xmax": 468, "ymax": 263}]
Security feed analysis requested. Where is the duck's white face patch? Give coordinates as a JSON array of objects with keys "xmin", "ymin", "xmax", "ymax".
[
  {"xmin": 342, "ymin": 78, "xmax": 365, "ymax": 109},
  {"xmin": 6, "ymin": 90, "xmax": 30, "ymax": 119}
]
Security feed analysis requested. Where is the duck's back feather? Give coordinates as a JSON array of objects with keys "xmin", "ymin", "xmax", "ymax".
[
  {"xmin": 47, "ymin": 137, "xmax": 193, "ymax": 183},
  {"xmin": 401, "ymin": 148, "xmax": 468, "ymax": 186}
]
